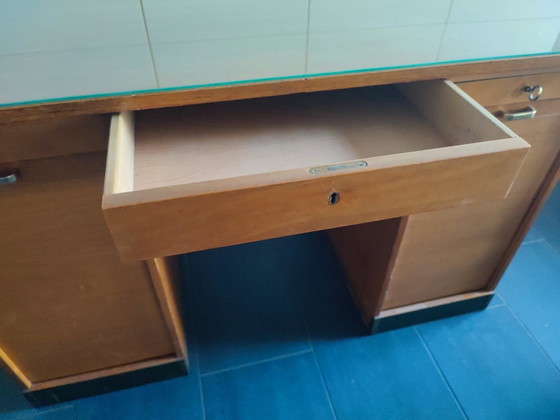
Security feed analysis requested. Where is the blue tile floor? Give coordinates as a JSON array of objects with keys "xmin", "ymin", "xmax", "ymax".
[{"xmin": 1, "ymin": 186, "xmax": 559, "ymax": 420}]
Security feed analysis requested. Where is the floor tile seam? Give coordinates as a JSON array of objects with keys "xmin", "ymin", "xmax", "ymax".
[
  {"xmin": 70, "ymin": 403, "xmax": 78, "ymax": 420},
  {"xmin": 550, "ymin": 241, "xmax": 560, "ymax": 255},
  {"xmin": 521, "ymin": 238, "xmax": 546, "ymax": 246},
  {"xmin": 183, "ymin": 261, "xmax": 206, "ymax": 420},
  {"xmin": 8, "ymin": 403, "xmax": 76, "ymax": 420},
  {"xmin": 193, "ymin": 334, "xmax": 207, "ymax": 420},
  {"xmin": 413, "ymin": 326, "xmax": 469, "ymax": 420},
  {"xmin": 298, "ymin": 282, "xmax": 343, "ymax": 419},
  {"xmin": 293, "ymin": 286, "xmax": 315, "ymax": 351},
  {"xmin": 307, "ymin": 346, "xmax": 338, "ymax": 420},
  {"xmin": 200, "ymin": 349, "xmax": 313, "ymax": 377},
  {"xmin": 541, "ymin": 237, "xmax": 560, "ymax": 257},
  {"xmin": 297, "ymin": 297, "xmax": 338, "ymax": 420},
  {"xmin": 531, "ymin": 220, "xmax": 559, "ymax": 244},
  {"xmin": 525, "ymin": 225, "xmax": 544, "ymax": 240},
  {"xmin": 488, "ymin": 292, "xmax": 558, "ymax": 369},
  {"xmin": 502, "ymin": 303, "xmax": 560, "ymax": 375},
  {"xmin": 487, "ymin": 303, "xmax": 506, "ymax": 309},
  {"xmin": 495, "ymin": 291, "xmax": 506, "ymax": 301}
]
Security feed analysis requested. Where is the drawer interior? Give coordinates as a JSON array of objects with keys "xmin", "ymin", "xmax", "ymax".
[
  {"xmin": 103, "ymin": 79, "xmax": 529, "ymax": 261},
  {"xmin": 132, "ymin": 81, "xmax": 513, "ymax": 191}
]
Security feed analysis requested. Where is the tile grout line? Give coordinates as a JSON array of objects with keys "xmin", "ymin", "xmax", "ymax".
[
  {"xmin": 447, "ymin": 15, "xmax": 560, "ymax": 25},
  {"xmin": 531, "ymin": 225, "xmax": 545, "ymax": 237},
  {"xmin": 310, "ymin": 20, "xmax": 447, "ymax": 37},
  {"xmin": 499, "ymin": 298, "xmax": 560, "ymax": 375},
  {"xmin": 521, "ymin": 238, "xmax": 545, "ymax": 246},
  {"xmin": 0, "ymin": 42, "xmax": 152, "ymax": 59},
  {"xmin": 435, "ymin": 0, "xmax": 454, "ymax": 61},
  {"xmin": 139, "ymin": 0, "xmax": 161, "ymax": 88},
  {"xmin": 17, "ymin": 403, "xmax": 76, "ymax": 420},
  {"xmin": 553, "ymin": 31, "xmax": 560, "ymax": 53},
  {"xmin": 487, "ymin": 303, "xmax": 506, "ymax": 309},
  {"xmin": 190, "ymin": 314, "xmax": 207, "ymax": 420},
  {"xmin": 181, "ymin": 255, "xmax": 206, "ymax": 420},
  {"xmin": 500, "ymin": 237, "xmax": 560, "ymax": 374},
  {"xmin": 200, "ymin": 349, "xmax": 313, "ymax": 377},
  {"xmin": 542, "ymin": 236, "xmax": 560, "ymax": 257},
  {"xmin": 298, "ymin": 300, "xmax": 339, "ymax": 420},
  {"xmin": 304, "ymin": 0, "xmax": 312, "ymax": 73},
  {"xmin": 267, "ymin": 16, "xmax": 560, "ymax": 41},
  {"xmin": 195, "ymin": 338, "xmax": 207, "ymax": 420},
  {"xmin": 548, "ymin": 240, "xmax": 560, "ymax": 255},
  {"xmin": 495, "ymin": 291, "xmax": 507, "ymax": 304},
  {"xmin": 414, "ymin": 327, "xmax": 469, "ymax": 420},
  {"xmin": 146, "ymin": 31, "xmax": 307, "ymax": 49},
  {"xmin": 308, "ymin": 347, "xmax": 338, "ymax": 420}
]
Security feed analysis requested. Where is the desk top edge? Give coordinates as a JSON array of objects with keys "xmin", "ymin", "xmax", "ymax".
[{"xmin": 2, "ymin": 54, "xmax": 560, "ymax": 124}]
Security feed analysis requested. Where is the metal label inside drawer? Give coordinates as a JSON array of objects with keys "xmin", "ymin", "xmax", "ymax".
[{"xmin": 308, "ymin": 160, "xmax": 368, "ymax": 174}]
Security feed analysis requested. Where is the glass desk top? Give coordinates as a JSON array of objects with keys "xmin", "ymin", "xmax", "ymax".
[{"xmin": 1, "ymin": 0, "xmax": 559, "ymax": 108}]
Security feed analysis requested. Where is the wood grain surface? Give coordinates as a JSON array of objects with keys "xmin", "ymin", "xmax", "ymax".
[
  {"xmin": 0, "ymin": 152, "xmax": 175, "ymax": 383},
  {"xmin": 459, "ymin": 73, "xmax": 560, "ymax": 107},
  {"xmin": 382, "ymin": 96, "xmax": 560, "ymax": 310},
  {"xmin": 103, "ymin": 81, "xmax": 528, "ymax": 261},
  {"xmin": 105, "ymin": 140, "xmax": 527, "ymax": 261},
  {"xmin": 327, "ymin": 218, "xmax": 407, "ymax": 322},
  {"xmin": 0, "ymin": 115, "xmax": 109, "ymax": 164},
  {"xmin": 147, "ymin": 258, "xmax": 187, "ymax": 358},
  {"xmin": 133, "ymin": 86, "xmax": 451, "ymax": 190}
]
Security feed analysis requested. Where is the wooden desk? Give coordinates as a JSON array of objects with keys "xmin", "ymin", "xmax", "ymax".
[{"xmin": 1, "ymin": 60, "xmax": 559, "ymax": 406}]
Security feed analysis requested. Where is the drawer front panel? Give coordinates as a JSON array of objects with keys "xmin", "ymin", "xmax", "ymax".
[
  {"xmin": 104, "ymin": 143, "xmax": 527, "ymax": 261},
  {"xmin": 102, "ymin": 80, "xmax": 529, "ymax": 262},
  {"xmin": 459, "ymin": 73, "xmax": 560, "ymax": 107},
  {"xmin": 0, "ymin": 115, "xmax": 110, "ymax": 164}
]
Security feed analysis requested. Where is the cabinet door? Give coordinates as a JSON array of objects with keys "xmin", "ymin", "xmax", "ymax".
[
  {"xmin": 0, "ymin": 152, "xmax": 175, "ymax": 384},
  {"xmin": 381, "ymin": 93, "xmax": 560, "ymax": 310}
]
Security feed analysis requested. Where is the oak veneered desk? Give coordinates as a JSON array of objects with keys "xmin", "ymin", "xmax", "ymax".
[{"xmin": 1, "ymin": 19, "xmax": 559, "ymax": 404}]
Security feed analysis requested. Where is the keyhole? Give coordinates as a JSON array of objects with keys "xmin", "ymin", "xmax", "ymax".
[{"xmin": 328, "ymin": 191, "xmax": 340, "ymax": 205}]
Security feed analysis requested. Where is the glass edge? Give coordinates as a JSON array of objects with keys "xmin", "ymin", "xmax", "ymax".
[{"xmin": 1, "ymin": 51, "xmax": 558, "ymax": 109}]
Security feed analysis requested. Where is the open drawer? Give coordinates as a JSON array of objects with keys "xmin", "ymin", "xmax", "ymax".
[{"xmin": 103, "ymin": 80, "xmax": 529, "ymax": 261}]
